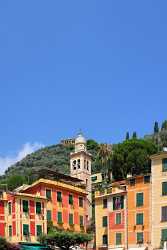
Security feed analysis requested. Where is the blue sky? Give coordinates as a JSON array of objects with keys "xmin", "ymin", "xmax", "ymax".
[{"xmin": 0, "ymin": 1, "xmax": 167, "ymax": 171}]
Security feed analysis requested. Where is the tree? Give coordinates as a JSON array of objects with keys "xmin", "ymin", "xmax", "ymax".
[
  {"xmin": 6, "ymin": 174, "xmax": 27, "ymax": 191},
  {"xmin": 132, "ymin": 132, "xmax": 137, "ymax": 139},
  {"xmin": 39, "ymin": 230, "xmax": 92, "ymax": 250},
  {"xmin": 0, "ymin": 237, "xmax": 19, "ymax": 250},
  {"xmin": 125, "ymin": 132, "xmax": 130, "ymax": 140},
  {"xmin": 111, "ymin": 139, "xmax": 157, "ymax": 180},
  {"xmin": 161, "ymin": 120, "xmax": 167, "ymax": 131},
  {"xmin": 154, "ymin": 121, "xmax": 159, "ymax": 134}
]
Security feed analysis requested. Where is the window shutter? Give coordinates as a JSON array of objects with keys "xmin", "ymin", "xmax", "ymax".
[
  {"xmin": 162, "ymin": 229, "xmax": 167, "ymax": 241},
  {"xmin": 79, "ymin": 197, "xmax": 83, "ymax": 207},
  {"xmin": 23, "ymin": 200, "xmax": 29, "ymax": 213},
  {"xmin": 80, "ymin": 216, "xmax": 84, "ymax": 226},
  {"xmin": 47, "ymin": 210, "xmax": 51, "ymax": 221},
  {"xmin": 69, "ymin": 213, "xmax": 73, "ymax": 225},
  {"xmin": 46, "ymin": 189, "xmax": 51, "ymax": 200},
  {"xmin": 162, "ymin": 182, "xmax": 167, "ymax": 196},
  {"xmin": 36, "ymin": 202, "xmax": 41, "ymax": 214},
  {"xmin": 103, "ymin": 235, "xmax": 108, "ymax": 245},
  {"xmin": 69, "ymin": 194, "xmax": 73, "ymax": 205},
  {"xmin": 136, "ymin": 193, "xmax": 143, "ymax": 207},
  {"xmin": 36, "ymin": 225, "xmax": 42, "ymax": 237},
  {"xmin": 9, "ymin": 226, "xmax": 12, "ymax": 237},
  {"xmin": 116, "ymin": 233, "xmax": 122, "ymax": 245},
  {"xmin": 57, "ymin": 192, "xmax": 62, "ymax": 202},
  {"xmin": 116, "ymin": 213, "xmax": 121, "ymax": 224},
  {"xmin": 58, "ymin": 212, "xmax": 62, "ymax": 224},
  {"xmin": 136, "ymin": 213, "xmax": 143, "ymax": 225},
  {"xmin": 162, "ymin": 159, "xmax": 167, "ymax": 172},
  {"xmin": 162, "ymin": 206, "xmax": 167, "ymax": 222},
  {"xmin": 23, "ymin": 224, "xmax": 29, "ymax": 236},
  {"xmin": 137, "ymin": 232, "xmax": 143, "ymax": 243},
  {"xmin": 102, "ymin": 216, "xmax": 108, "ymax": 227}
]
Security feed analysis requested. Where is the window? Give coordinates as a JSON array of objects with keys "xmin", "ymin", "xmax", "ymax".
[
  {"xmin": 144, "ymin": 175, "xmax": 150, "ymax": 183},
  {"xmin": 57, "ymin": 211, "xmax": 62, "ymax": 224},
  {"xmin": 8, "ymin": 202, "xmax": 12, "ymax": 215},
  {"xmin": 103, "ymin": 199, "xmax": 107, "ymax": 209},
  {"xmin": 57, "ymin": 191, "xmax": 62, "ymax": 202},
  {"xmin": 87, "ymin": 161, "xmax": 89, "ymax": 171},
  {"xmin": 77, "ymin": 159, "xmax": 80, "ymax": 169},
  {"xmin": 162, "ymin": 182, "xmax": 167, "ymax": 196},
  {"xmin": 23, "ymin": 224, "xmax": 29, "ymax": 236},
  {"xmin": 162, "ymin": 206, "xmax": 167, "ymax": 222},
  {"xmin": 91, "ymin": 176, "xmax": 97, "ymax": 182},
  {"xmin": 69, "ymin": 213, "xmax": 73, "ymax": 225},
  {"xmin": 73, "ymin": 160, "xmax": 76, "ymax": 170},
  {"xmin": 79, "ymin": 197, "xmax": 83, "ymax": 207},
  {"xmin": 116, "ymin": 213, "xmax": 121, "ymax": 225},
  {"xmin": 162, "ymin": 229, "xmax": 167, "ymax": 241},
  {"xmin": 102, "ymin": 235, "xmax": 108, "ymax": 245},
  {"xmin": 102, "ymin": 216, "xmax": 108, "ymax": 227},
  {"xmin": 36, "ymin": 202, "xmax": 41, "ymax": 214},
  {"xmin": 116, "ymin": 233, "xmax": 122, "ymax": 245},
  {"xmin": 113, "ymin": 196, "xmax": 124, "ymax": 210},
  {"xmin": 162, "ymin": 159, "xmax": 167, "ymax": 172},
  {"xmin": 23, "ymin": 200, "xmax": 29, "ymax": 213},
  {"xmin": 80, "ymin": 215, "xmax": 84, "ymax": 226},
  {"xmin": 129, "ymin": 178, "xmax": 135, "ymax": 186},
  {"xmin": 136, "ymin": 193, "xmax": 143, "ymax": 207},
  {"xmin": 46, "ymin": 189, "xmax": 51, "ymax": 200},
  {"xmin": 69, "ymin": 194, "xmax": 73, "ymax": 205},
  {"xmin": 47, "ymin": 210, "xmax": 51, "ymax": 221},
  {"xmin": 36, "ymin": 225, "xmax": 42, "ymax": 237},
  {"xmin": 136, "ymin": 213, "xmax": 143, "ymax": 225},
  {"xmin": 9, "ymin": 225, "xmax": 12, "ymax": 237},
  {"xmin": 137, "ymin": 232, "xmax": 143, "ymax": 244}
]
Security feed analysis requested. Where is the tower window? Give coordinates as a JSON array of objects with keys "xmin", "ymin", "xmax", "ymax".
[
  {"xmin": 84, "ymin": 159, "xmax": 86, "ymax": 169},
  {"xmin": 87, "ymin": 161, "xmax": 89, "ymax": 171},
  {"xmin": 72, "ymin": 160, "xmax": 76, "ymax": 170},
  {"xmin": 77, "ymin": 159, "xmax": 80, "ymax": 169}
]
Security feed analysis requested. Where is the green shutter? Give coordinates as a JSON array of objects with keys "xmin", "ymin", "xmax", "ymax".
[
  {"xmin": 69, "ymin": 213, "xmax": 73, "ymax": 225},
  {"xmin": 46, "ymin": 189, "xmax": 51, "ymax": 200},
  {"xmin": 80, "ymin": 216, "xmax": 84, "ymax": 226},
  {"xmin": 137, "ymin": 232, "xmax": 143, "ymax": 243},
  {"xmin": 116, "ymin": 233, "xmax": 122, "ymax": 245},
  {"xmin": 8, "ymin": 202, "xmax": 12, "ymax": 215},
  {"xmin": 136, "ymin": 213, "xmax": 143, "ymax": 225},
  {"xmin": 58, "ymin": 211, "xmax": 62, "ymax": 224},
  {"xmin": 136, "ymin": 193, "xmax": 143, "ymax": 207},
  {"xmin": 162, "ymin": 182, "xmax": 167, "ymax": 196},
  {"xmin": 116, "ymin": 213, "xmax": 121, "ymax": 224},
  {"xmin": 36, "ymin": 202, "xmax": 41, "ymax": 214},
  {"xmin": 23, "ymin": 224, "xmax": 29, "ymax": 236},
  {"xmin": 91, "ymin": 176, "xmax": 97, "ymax": 182},
  {"xmin": 47, "ymin": 210, "xmax": 51, "ymax": 221},
  {"xmin": 103, "ymin": 216, "xmax": 108, "ymax": 227},
  {"xmin": 162, "ymin": 159, "xmax": 167, "ymax": 172},
  {"xmin": 36, "ymin": 225, "xmax": 42, "ymax": 237},
  {"xmin": 23, "ymin": 200, "xmax": 29, "ymax": 213},
  {"xmin": 9, "ymin": 226, "xmax": 12, "ymax": 237},
  {"xmin": 103, "ymin": 235, "xmax": 108, "ymax": 245},
  {"xmin": 162, "ymin": 229, "xmax": 167, "ymax": 241},
  {"xmin": 69, "ymin": 194, "xmax": 73, "ymax": 205},
  {"xmin": 57, "ymin": 192, "xmax": 62, "ymax": 202}
]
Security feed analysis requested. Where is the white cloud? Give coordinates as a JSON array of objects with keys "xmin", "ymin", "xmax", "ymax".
[{"xmin": 0, "ymin": 142, "xmax": 44, "ymax": 174}]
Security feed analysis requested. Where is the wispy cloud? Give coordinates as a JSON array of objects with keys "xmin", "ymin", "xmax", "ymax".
[{"xmin": 0, "ymin": 142, "xmax": 44, "ymax": 174}]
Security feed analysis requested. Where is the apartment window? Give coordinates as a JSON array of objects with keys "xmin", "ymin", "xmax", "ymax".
[
  {"xmin": 57, "ymin": 191, "xmax": 62, "ymax": 202},
  {"xmin": 162, "ymin": 159, "xmax": 167, "ymax": 172},
  {"xmin": 36, "ymin": 202, "xmax": 41, "ymax": 214},
  {"xmin": 69, "ymin": 213, "xmax": 74, "ymax": 225},
  {"xmin": 69, "ymin": 194, "xmax": 73, "ymax": 205},
  {"xmin": 162, "ymin": 182, "xmax": 167, "ymax": 196},
  {"xmin": 129, "ymin": 178, "xmax": 135, "ymax": 186},
  {"xmin": 137, "ymin": 232, "xmax": 143, "ymax": 244},
  {"xmin": 116, "ymin": 213, "xmax": 121, "ymax": 225},
  {"xmin": 103, "ymin": 199, "xmax": 107, "ymax": 209},
  {"xmin": 102, "ymin": 235, "xmax": 108, "ymax": 245},
  {"xmin": 46, "ymin": 189, "xmax": 51, "ymax": 200},
  {"xmin": 136, "ymin": 193, "xmax": 143, "ymax": 207},
  {"xmin": 136, "ymin": 213, "xmax": 143, "ymax": 225},
  {"xmin": 116, "ymin": 233, "xmax": 122, "ymax": 245},
  {"xmin": 162, "ymin": 229, "xmax": 167, "ymax": 241},
  {"xmin": 23, "ymin": 200, "xmax": 29, "ymax": 213},
  {"xmin": 36, "ymin": 225, "xmax": 42, "ymax": 237},
  {"xmin": 102, "ymin": 216, "xmax": 108, "ymax": 227},
  {"xmin": 23, "ymin": 224, "xmax": 29, "ymax": 236},
  {"xmin": 113, "ymin": 196, "xmax": 124, "ymax": 210},
  {"xmin": 91, "ymin": 176, "xmax": 97, "ymax": 182},
  {"xmin": 144, "ymin": 175, "xmax": 150, "ymax": 183},
  {"xmin": 162, "ymin": 206, "xmax": 167, "ymax": 222},
  {"xmin": 9, "ymin": 225, "xmax": 12, "ymax": 237},
  {"xmin": 8, "ymin": 202, "xmax": 12, "ymax": 215},
  {"xmin": 80, "ymin": 215, "xmax": 84, "ymax": 226},
  {"xmin": 79, "ymin": 197, "xmax": 83, "ymax": 207},
  {"xmin": 47, "ymin": 210, "xmax": 51, "ymax": 221},
  {"xmin": 57, "ymin": 211, "xmax": 63, "ymax": 224}
]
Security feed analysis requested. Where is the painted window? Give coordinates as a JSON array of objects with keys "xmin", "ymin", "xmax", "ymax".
[
  {"xmin": 162, "ymin": 229, "xmax": 167, "ymax": 241},
  {"xmin": 8, "ymin": 202, "xmax": 12, "ymax": 215},
  {"xmin": 144, "ymin": 175, "xmax": 150, "ymax": 183},
  {"xmin": 113, "ymin": 196, "xmax": 124, "ymax": 210},
  {"xmin": 102, "ymin": 216, "xmax": 108, "ymax": 227},
  {"xmin": 69, "ymin": 213, "xmax": 73, "ymax": 225},
  {"xmin": 9, "ymin": 225, "xmax": 12, "ymax": 237},
  {"xmin": 80, "ymin": 215, "xmax": 84, "ymax": 226},
  {"xmin": 79, "ymin": 197, "xmax": 83, "ymax": 207},
  {"xmin": 136, "ymin": 213, "xmax": 143, "ymax": 225},
  {"xmin": 103, "ymin": 199, "xmax": 107, "ymax": 209},
  {"xmin": 162, "ymin": 206, "xmax": 167, "ymax": 222},
  {"xmin": 57, "ymin": 211, "xmax": 62, "ymax": 224},
  {"xmin": 36, "ymin": 202, "xmax": 41, "ymax": 214},
  {"xmin": 47, "ymin": 210, "xmax": 51, "ymax": 221},
  {"xmin": 162, "ymin": 159, "xmax": 167, "ymax": 172},
  {"xmin": 69, "ymin": 194, "xmax": 73, "ymax": 205},
  {"xmin": 36, "ymin": 225, "xmax": 42, "ymax": 237},
  {"xmin": 116, "ymin": 233, "xmax": 122, "ymax": 245},
  {"xmin": 137, "ymin": 232, "xmax": 143, "ymax": 243},
  {"xmin": 57, "ymin": 191, "xmax": 62, "ymax": 202},
  {"xmin": 136, "ymin": 193, "xmax": 143, "ymax": 207},
  {"xmin": 102, "ymin": 235, "xmax": 108, "ymax": 245},
  {"xmin": 46, "ymin": 189, "xmax": 51, "ymax": 200},
  {"xmin": 23, "ymin": 224, "xmax": 29, "ymax": 236},
  {"xmin": 116, "ymin": 213, "xmax": 121, "ymax": 224},
  {"xmin": 162, "ymin": 182, "xmax": 167, "ymax": 196},
  {"xmin": 91, "ymin": 176, "xmax": 97, "ymax": 182},
  {"xmin": 23, "ymin": 200, "xmax": 29, "ymax": 213}
]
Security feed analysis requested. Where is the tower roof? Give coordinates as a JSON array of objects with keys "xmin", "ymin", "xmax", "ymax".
[{"xmin": 75, "ymin": 132, "xmax": 86, "ymax": 144}]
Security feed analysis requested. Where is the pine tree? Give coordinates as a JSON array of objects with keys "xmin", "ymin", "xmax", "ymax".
[
  {"xmin": 161, "ymin": 120, "xmax": 167, "ymax": 131},
  {"xmin": 126, "ymin": 132, "xmax": 130, "ymax": 140},
  {"xmin": 154, "ymin": 121, "xmax": 159, "ymax": 134},
  {"xmin": 132, "ymin": 132, "xmax": 137, "ymax": 139}
]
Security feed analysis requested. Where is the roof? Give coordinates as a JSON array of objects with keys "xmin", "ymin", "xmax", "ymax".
[
  {"xmin": 9, "ymin": 191, "xmax": 47, "ymax": 200},
  {"xmin": 150, "ymin": 151, "xmax": 167, "ymax": 160}
]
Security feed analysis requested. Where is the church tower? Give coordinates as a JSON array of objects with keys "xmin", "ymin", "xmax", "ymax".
[{"xmin": 70, "ymin": 133, "xmax": 92, "ymax": 219}]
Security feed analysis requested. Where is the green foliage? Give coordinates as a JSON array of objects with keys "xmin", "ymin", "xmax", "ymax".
[
  {"xmin": 162, "ymin": 120, "xmax": 167, "ymax": 131},
  {"xmin": 6, "ymin": 175, "xmax": 27, "ymax": 191},
  {"xmin": 112, "ymin": 139, "xmax": 157, "ymax": 180},
  {"xmin": 39, "ymin": 230, "xmax": 92, "ymax": 250},
  {"xmin": 132, "ymin": 132, "xmax": 137, "ymax": 139},
  {"xmin": 0, "ymin": 237, "xmax": 19, "ymax": 250}
]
